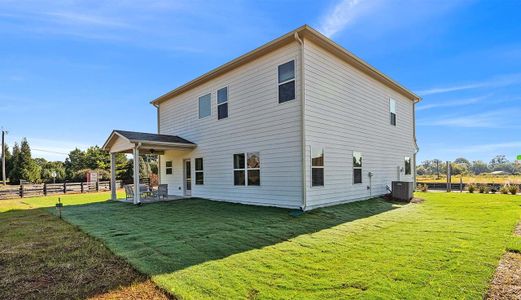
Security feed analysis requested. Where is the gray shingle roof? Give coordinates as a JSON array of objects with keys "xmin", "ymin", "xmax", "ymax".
[{"xmin": 114, "ymin": 130, "xmax": 195, "ymax": 145}]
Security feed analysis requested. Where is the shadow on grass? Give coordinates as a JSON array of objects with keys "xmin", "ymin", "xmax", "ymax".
[
  {"xmin": 0, "ymin": 208, "xmax": 170, "ymax": 299},
  {"xmin": 59, "ymin": 197, "xmax": 399, "ymax": 276}
]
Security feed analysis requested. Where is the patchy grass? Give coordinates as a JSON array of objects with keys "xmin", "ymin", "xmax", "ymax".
[
  {"xmin": 486, "ymin": 252, "xmax": 521, "ymax": 299},
  {"xmin": 0, "ymin": 191, "xmax": 169, "ymax": 300},
  {"xmin": 61, "ymin": 193, "xmax": 521, "ymax": 299}
]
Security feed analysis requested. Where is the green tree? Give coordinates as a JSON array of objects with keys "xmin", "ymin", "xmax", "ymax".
[
  {"xmin": 9, "ymin": 138, "xmax": 41, "ymax": 184},
  {"xmin": 471, "ymin": 160, "xmax": 489, "ymax": 175},
  {"xmin": 41, "ymin": 161, "xmax": 66, "ymax": 183}
]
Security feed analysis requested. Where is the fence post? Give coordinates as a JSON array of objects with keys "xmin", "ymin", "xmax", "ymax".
[
  {"xmin": 44, "ymin": 183, "xmax": 47, "ymax": 196},
  {"xmin": 81, "ymin": 182, "xmax": 84, "ymax": 193},
  {"xmin": 63, "ymin": 182, "xmax": 67, "ymax": 194},
  {"xmin": 96, "ymin": 181, "xmax": 99, "ymax": 192},
  {"xmin": 19, "ymin": 184, "xmax": 23, "ymax": 198},
  {"xmin": 460, "ymin": 177, "xmax": 463, "ymax": 193}
]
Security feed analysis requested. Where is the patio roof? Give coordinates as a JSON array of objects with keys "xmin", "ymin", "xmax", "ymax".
[
  {"xmin": 102, "ymin": 130, "xmax": 196, "ymax": 154},
  {"xmin": 103, "ymin": 130, "xmax": 196, "ymax": 205}
]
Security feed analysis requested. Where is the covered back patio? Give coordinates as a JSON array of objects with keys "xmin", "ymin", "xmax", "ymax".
[{"xmin": 102, "ymin": 130, "xmax": 196, "ymax": 204}]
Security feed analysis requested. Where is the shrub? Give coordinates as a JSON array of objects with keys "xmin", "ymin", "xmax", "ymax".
[
  {"xmin": 467, "ymin": 184, "xmax": 476, "ymax": 193},
  {"xmin": 500, "ymin": 185, "xmax": 510, "ymax": 194},
  {"xmin": 417, "ymin": 184, "xmax": 428, "ymax": 192},
  {"xmin": 509, "ymin": 185, "xmax": 519, "ymax": 195}
]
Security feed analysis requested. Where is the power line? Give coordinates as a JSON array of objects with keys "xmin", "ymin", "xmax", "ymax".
[{"xmin": 32, "ymin": 148, "xmax": 69, "ymax": 155}]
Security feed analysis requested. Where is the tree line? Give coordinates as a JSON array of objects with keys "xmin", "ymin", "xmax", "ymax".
[
  {"xmin": 1, "ymin": 138, "xmax": 158, "ymax": 184},
  {"xmin": 417, "ymin": 155, "xmax": 521, "ymax": 176}
]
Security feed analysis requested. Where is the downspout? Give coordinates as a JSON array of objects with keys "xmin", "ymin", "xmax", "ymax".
[
  {"xmin": 295, "ymin": 32, "xmax": 307, "ymax": 211},
  {"xmin": 413, "ymin": 99, "xmax": 419, "ymax": 187}
]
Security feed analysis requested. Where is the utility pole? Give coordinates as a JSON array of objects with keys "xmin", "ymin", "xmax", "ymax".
[{"xmin": 1, "ymin": 129, "xmax": 7, "ymax": 185}]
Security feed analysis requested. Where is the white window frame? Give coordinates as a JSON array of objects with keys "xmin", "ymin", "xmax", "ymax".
[
  {"xmin": 198, "ymin": 93, "xmax": 212, "ymax": 119},
  {"xmin": 389, "ymin": 98, "xmax": 397, "ymax": 126},
  {"xmin": 217, "ymin": 86, "xmax": 229, "ymax": 120},
  {"xmin": 233, "ymin": 152, "xmax": 261, "ymax": 186},
  {"xmin": 165, "ymin": 161, "xmax": 173, "ymax": 175},
  {"xmin": 311, "ymin": 147, "xmax": 324, "ymax": 187},
  {"xmin": 195, "ymin": 157, "xmax": 204, "ymax": 185},
  {"xmin": 353, "ymin": 151, "xmax": 363, "ymax": 184},
  {"xmin": 404, "ymin": 156, "xmax": 411, "ymax": 175},
  {"xmin": 277, "ymin": 60, "xmax": 296, "ymax": 104}
]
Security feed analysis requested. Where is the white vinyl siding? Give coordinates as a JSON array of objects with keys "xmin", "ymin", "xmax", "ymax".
[
  {"xmin": 159, "ymin": 42, "xmax": 302, "ymax": 208},
  {"xmin": 303, "ymin": 39, "xmax": 416, "ymax": 209}
]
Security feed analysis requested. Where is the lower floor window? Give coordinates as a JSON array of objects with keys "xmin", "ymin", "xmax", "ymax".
[
  {"xmin": 195, "ymin": 158, "xmax": 204, "ymax": 185},
  {"xmin": 234, "ymin": 152, "xmax": 260, "ymax": 186},
  {"xmin": 311, "ymin": 147, "xmax": 324, "ymax": 186},
  {"xmin": 353, "ymin": 151, "xmax": 363, "ymax": 184},
  {"xmin": 404, "ymin": 156, "xmax": 411, "ymax": 175}
]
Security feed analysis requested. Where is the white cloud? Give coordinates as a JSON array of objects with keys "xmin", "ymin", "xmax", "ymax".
[
  {"xmin": 417, "ymin": 73, "xmax": 521, "ymax": 96},
  {"xmin": 450, "ymin": 142, "xmax": 521, "ymax": 154},
  {"xmin": 44, "ymin": 11, "xmax": 131, "ymax": 28},
  {"xmin": 416, "ymin": 95, "xmax": 489, "ymax": 111},
  {"xmin": 417, "ymin": 108, "xmax": 521, "ymax": 128},
  {"xmin": 318, "ymin": 0, "xmax": 366, "ymax": 38}
]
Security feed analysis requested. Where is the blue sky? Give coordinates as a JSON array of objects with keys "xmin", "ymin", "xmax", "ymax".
[{"xmin": 1, "ymin": 0, "xmax": 520, "ymax": 163}]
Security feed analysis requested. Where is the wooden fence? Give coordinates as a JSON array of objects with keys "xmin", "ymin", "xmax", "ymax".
[
  {"xmin": 419, "ymin": 182, "xmax": 521, "ymax": 192},
  {"xmin": 0, "ymin": 180, "xmax": 123, "ymax": 200}
]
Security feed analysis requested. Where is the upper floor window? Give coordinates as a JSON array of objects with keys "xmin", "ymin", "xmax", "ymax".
[
  {"xmin": 311, "ymin": 147, "xmax": 324, "ymax": 186},
  {"xmin": 199, "ymin": 93, "xmax": 211, "ymax": 119},
  {"xmin": 389, "ymin": 98, "xmax": 396, "ymax": 126},
  {"xmin": 353, "ymin": 152, "xmax": 363, "ymax": 184},
  {"xmin": 278, "ymin": 60, "xmax": 295, "ymax": 103},
  {"xmin": 165, "ymin": 161, "xmax": 173, "ymax": 175},
  {"xmin": 217, "ymin": 87, "xmax": 228, "ymax": 120},
  {"xmin": 195, "ymin": 158, "xmax": 204, "ymax": 184},
  {"xmin": 404, "ymin": 156, "xmax": 411, "ymax": 175}
]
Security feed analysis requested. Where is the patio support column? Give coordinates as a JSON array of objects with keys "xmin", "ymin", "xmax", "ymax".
[
  {"xmin": 110, "ymin": 152, "xmax": 117, "ymax": 201},
  {"xmin": 133, "ymin": 145, "xmax": 140, "ymax": 204}
]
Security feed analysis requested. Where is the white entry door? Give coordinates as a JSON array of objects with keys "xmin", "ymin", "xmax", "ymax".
[{"xmin": 184, "ymin": 159, "xmax": 192, "ymax": 196}]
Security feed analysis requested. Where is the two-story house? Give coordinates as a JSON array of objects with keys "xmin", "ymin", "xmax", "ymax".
[{"xmin": 103, "ymin": 25, "xmax": 420, "ymax": 210}]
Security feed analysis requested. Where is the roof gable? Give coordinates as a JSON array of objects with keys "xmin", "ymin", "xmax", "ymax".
[{"xmin": 151, "ymin": 25, "xmax": 420, "ymax": 106}]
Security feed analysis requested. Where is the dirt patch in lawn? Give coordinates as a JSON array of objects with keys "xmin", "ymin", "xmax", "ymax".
[
  {"xmin": 0, "ymin": 209, "xmax": 170, "ymax": 300},
  {"xmin": 486, "ymin": 252, "xmax": 521, "ymax": 299},
  {"xmin": 514, "ymin": 222, "xmax": 521, "ymax": 237},
  {"xmin": 90, "ymin": 280, "xmax": 171, "ymax": 300}
]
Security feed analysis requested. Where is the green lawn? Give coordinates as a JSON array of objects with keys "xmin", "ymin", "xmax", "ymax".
[
  {"xmin": 60, "ymin": 193, "xmax": 521, "ymax": 299},
  {"xmin": 0, "ymin": 190, "xmax": 124, "ymax": 212},
  {"xmin": 0, "ymin": 191, "xmax": 169, "ymax": 299}
]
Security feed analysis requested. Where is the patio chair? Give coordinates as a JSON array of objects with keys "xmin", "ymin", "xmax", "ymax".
[
  {"xmin": 124, "ymin": 185, "xmax": 134, "ymax": 201},
  {"xmin": 157, "ymin": 184, "xmax": 168, "ymax": 200}
]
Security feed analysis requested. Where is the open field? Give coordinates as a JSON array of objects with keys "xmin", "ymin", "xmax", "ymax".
[
  {"xmin": 417, "ymin": 175, "xmax": 521, "ymax": 184},
  {"xmin": 60, "ymin": 193, "xmax": 521, "ymax": 299}
]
